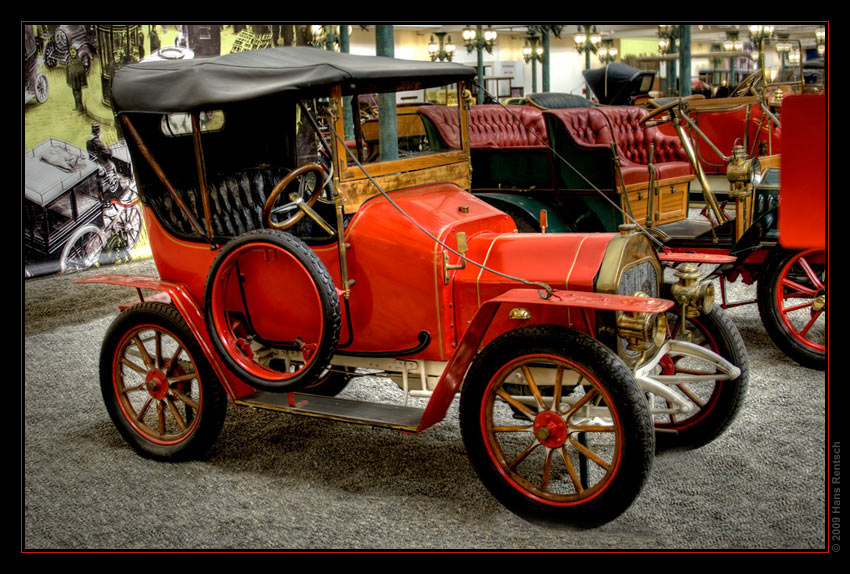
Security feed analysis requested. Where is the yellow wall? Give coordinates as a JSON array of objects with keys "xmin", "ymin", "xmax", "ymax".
[{"xmin": 620, "ymin": 37, "xmax": 661, "ymax": 58}]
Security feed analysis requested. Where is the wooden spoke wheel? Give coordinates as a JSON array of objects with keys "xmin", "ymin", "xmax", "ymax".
[
  {"xmin": 100, "ymin": 303, "xmax": 227, "ymax": 460},
  {"xmin": 460, "ymin": 326, "xmax": 654, "ymax": 527}
]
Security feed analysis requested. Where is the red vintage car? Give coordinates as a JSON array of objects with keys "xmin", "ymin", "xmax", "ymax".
[{"xmin": 81, "ymin": 47, "xmax": 746, "ymax": 527}]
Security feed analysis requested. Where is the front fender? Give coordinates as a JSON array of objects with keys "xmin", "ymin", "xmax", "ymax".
[
  {"xmin": 418, "ymin": 288, "xmax": 672, "ymax": 431},
  {"xmin": 475, "ymin": 192, "xmax": 573, "ymax": 232}
]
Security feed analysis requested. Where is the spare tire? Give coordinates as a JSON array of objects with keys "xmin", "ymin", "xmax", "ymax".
[{"xmin": 204, "ymin": 230, "xmax": 340, "ymax": 392}]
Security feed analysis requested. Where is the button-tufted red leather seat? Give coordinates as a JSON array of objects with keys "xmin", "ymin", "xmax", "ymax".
[
  {"xmin": 419, "ymin": 105, "xmax": 548, "ymax": 149},
  {"xmin": 545, "ymin": 107, "xmax": 692, "ymax": 185}
]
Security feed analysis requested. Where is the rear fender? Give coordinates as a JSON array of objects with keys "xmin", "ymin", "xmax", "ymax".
[
  {"xmin": 418, "ymin": 287, "xmax": 672, "ymax": 431},
  {"xmin": 76, "ymin": 274, "xmax": 255, "ymax": 400}
]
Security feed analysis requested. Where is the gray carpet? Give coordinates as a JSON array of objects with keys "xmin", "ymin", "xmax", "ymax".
[{"xmin": 23, "ymin": 258, "xmax": 827, "ymax": 550}]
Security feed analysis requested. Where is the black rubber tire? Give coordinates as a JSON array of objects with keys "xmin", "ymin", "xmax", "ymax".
[
  {"xmin": 654, "ymin": 307, "xmax": 749, "ymax": 450},
  {"xmin": 100, "ymin": 302, "xmax": 227, "ymax": 461},
  {"xmin": 757, "ymin": 248, "xmax": 826, "ymax": 370},
  {"xmin": 204, "ymin": 229, "xmax": 341, "ymax": 392},
  {"xmin": 460, "ymin": 325, "xmax": 654, "ymax": 527}
]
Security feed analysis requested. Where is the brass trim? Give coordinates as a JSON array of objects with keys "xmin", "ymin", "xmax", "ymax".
[
  {"xmin": 672, "ymin": 112, "xmax": 727, "ymax": 225},
  {"xmin": 509, "ymin": 307, "xmax": 532, "ymax": 320},
  {"xmin": 443, "ymin": 232, "xmax": 468, "ymax": 284},
  {"xmin": 595, "ymin": 232, "xmax": 661, "ymax": 297},
  {"xmin": 564, "ymin": 235, "xmax": 590, "ymax": 291},
  {"xmin": 476, "ymin": 235, "xmax": 502, "ymax": 308}
]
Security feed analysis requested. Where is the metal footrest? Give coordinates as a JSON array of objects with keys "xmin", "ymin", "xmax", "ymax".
[{"xmin": 236, "ymin": 391, "xmax": 425, "ymax": 432}]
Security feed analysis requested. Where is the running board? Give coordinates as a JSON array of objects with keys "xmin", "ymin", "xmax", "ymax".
[{"xmin": 235, "ymin": 391, "xmax": 425, "ymax": 432}]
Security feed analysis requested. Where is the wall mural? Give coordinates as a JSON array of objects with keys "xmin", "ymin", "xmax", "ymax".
[{"xmin": 24, "ymin": 24, "xmax": 311, "ymax": 278}]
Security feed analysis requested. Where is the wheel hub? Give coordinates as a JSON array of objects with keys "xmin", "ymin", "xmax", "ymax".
[
  {"xmin": 145, "ymin": 369, "xmax": 169, "ymax": 400},
  {"xmin": 812, "ymin": 293, "xmax": 826, "ymax": 313},
  {"xmin": 533, "ymin": 411, "xmax": 568, "ymax": 448}
]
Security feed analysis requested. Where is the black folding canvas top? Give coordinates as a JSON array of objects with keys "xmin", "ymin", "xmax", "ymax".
[
  {"xmin": 112, "ymin": 46, "xmax": 476, "ymax": 113},
  {"xmin": 582, "ymin": 63, "xmax": 655, "ymax": 105}
]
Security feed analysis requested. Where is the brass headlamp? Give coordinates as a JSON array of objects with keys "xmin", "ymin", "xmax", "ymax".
[
  {"xmin": 726, "ymin": 144, "xmax": 755, "ymax": 199},
  {"xmin": 616, "ymin": 292, "xmax": 668, "ymax": 352},
  {"xmin": 670, "ymin": 262, "xmax": 714, "ymax": 318},
  {"xmin": 726, "ymin": 143, "xmax": 761, "ymax": 240}
]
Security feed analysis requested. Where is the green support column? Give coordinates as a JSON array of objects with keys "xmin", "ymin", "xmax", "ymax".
[
  {"xmin": 679, "ymin": 25, "xmax": 691, "ymax": 97},
  {"xmin": 531, "ymin": 56, "xmax": 538, "ymax": 93},
  {"xmin": 542, "ymin": 29, "xmax": 550, "ymax": 93},
  {"xmin": 666, "ymin": 56, "xmax": 677, "ymax": 96},
  {"xmin": 340, "ymin": 26, "xmax": 354, "ymax": 141},
  {"xmin": 585, "ymin": 50, "xmax": 592, "ymax": 99},
  {"xmin": 375, "ymin": 25, "xmax": 398, "ymax": 161},
  {"xmin": 477, "ymin": 41, "xmax": 485, "ymax": 104}
]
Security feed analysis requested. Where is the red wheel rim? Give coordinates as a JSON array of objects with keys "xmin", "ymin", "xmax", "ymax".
[
  {"xmin": 112, "ymin": 324, "xmax": 203, "ymax": 446},
  {"xmin": 480, "ymin": 354, "xmax": 622, "ymax": 506},
  {"xmin": 775, "ymin": 249, "xmax": 826, "ymax": 353},
  {"xmin": 208, "ymin": 241, "xmax": 325, "ymax": 382}
]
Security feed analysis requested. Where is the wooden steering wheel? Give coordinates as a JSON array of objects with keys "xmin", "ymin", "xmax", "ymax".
[
  {"xmin": 639, "ymin": 94, "xmax": 706, "ymax": 127},
  {"xmin": 731, "ymin": 70, "xmax": 763, "ymax": 98},
  {"xmin": 262, "ymin": 163, "xmax": 327, "ymax": 231}
]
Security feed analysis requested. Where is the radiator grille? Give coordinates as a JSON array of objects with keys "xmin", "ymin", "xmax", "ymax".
[{"xmin": 617, "ymin": 261, "xmax": 659, "ymax": 299}]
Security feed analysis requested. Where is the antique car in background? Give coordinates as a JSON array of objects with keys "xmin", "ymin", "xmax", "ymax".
[
  {"xmin": 25, "ymin": 139, "xmax": 102, "ymax": 275},
  {"xmin": 24, "ymin": 138, "xmax": 142, "ymax": 276},
  {"xmin": 425, "ymin": 40, "xmax": 824, "ymax": 370},
  {"xmin": 24, "ymin": 24, "xmax": 48, "ymax": 105},
  {"xmin": 81, "ymin": 48, "xmax": 746, "ymax": 527},
  {"xmin": 44, "ymin": 24, "xmax": 97, "ymax": 74}
]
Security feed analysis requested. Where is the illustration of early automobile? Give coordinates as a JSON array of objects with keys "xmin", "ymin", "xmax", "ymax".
[
  {"xmin": 44, "ymin": 24, "xmax": 97, "ymax": 74},
  {"xmin": 81, "ymin": 48, "xmax": 746, "ymax": 527},
  {"xmin": 424, "ymin": 39, "xmax": 824, "ymax": 370},
  {"xmin": 24, "ymin": 138, "xmax": 142, "ymax": 275},
  {"xmin": 23, "ymin": 24, "xmax": 48, "ymax": 104}
]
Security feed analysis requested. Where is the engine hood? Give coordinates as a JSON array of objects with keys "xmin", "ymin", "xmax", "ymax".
[
  {"xmin": 451, "ymin": 229, "xmax": 661, "ymax": 338},
  {"xmin": 455, "ymin": 232, "xmax": 617, "ymax": 306}
]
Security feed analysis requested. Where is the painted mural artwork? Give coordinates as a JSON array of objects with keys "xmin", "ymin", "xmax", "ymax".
[{"xmin": 23, "ymin": 24, "xmax": 292, "ymax": 278}]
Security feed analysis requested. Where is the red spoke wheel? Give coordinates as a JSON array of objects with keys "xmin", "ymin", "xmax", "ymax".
[
  {"xmin": 204, "ymin": 230, "xmax": 340, "ymax": 392},
  {"xmin": 460, "ymin": 326, "xmax": 654, "ymax": 527},
  {"xmin": 654, "ymin": 307, "xmax": 749, "ymax": 450},
  {"xmin": 758, "ymin": 249, "xmax": 826, "ymax": 370},
  {"xmin": 100, "ymin": 302, "xmax": 227, "ymax": 460}
]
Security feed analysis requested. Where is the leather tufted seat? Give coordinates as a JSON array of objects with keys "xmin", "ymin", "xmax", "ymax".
[
  {"xmin": 420, "ymin": 103, "xmax": 693, "ymax": 229},
  {"xmin": 419, "ymin": 105, "xmax": 548, "ymax": 149},
  {"xmin": 545, "ymin": 107, "xmax": 691, "ymax": 185}
]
